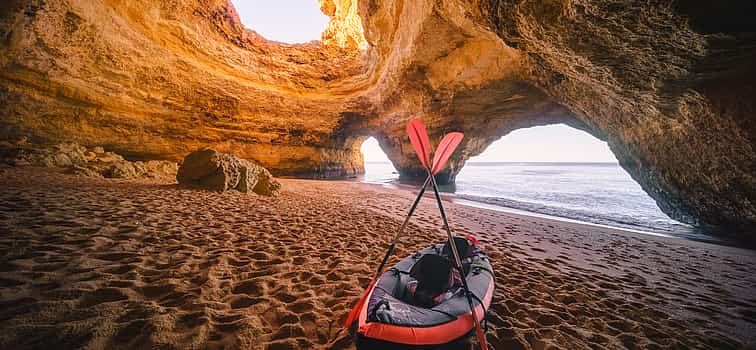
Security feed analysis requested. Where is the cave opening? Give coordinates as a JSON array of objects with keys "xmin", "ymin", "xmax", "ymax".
[
  {"xmin": 456, "ymin": 124, "xmax": 695, "ymax": 236},
  {"xmin": 229, "ymin": 0, "xmax": 330, "ymax": 44},
  {"xmin": 360, "ymin": 137, "xmax": 398, "ymax": 184}
]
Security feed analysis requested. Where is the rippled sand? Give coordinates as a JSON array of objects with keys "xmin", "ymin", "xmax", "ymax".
[{"xmin": 0, "ymin": 168, "xmax": 754, "ymax": 349}]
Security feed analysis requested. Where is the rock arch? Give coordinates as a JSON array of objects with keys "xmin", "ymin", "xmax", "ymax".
[{"xmin": 0, "ymin": 0, "xmax": 753, "ymax": 235}]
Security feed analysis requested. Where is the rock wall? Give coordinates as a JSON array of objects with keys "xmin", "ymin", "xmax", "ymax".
[
  {"xmin": 1, "ymin": 0, "xmax": 754, "ymax": 235},
  {"xmin": 0, "ymin": 0, "xmax": 370, "ymax": 178}
]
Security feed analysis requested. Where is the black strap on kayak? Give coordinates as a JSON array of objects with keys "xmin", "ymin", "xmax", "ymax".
[
  {"xmin": 468, "ymin": 264, "xmax": 493, "ymax": 332},
  {"xmin": 470, "ymin": 263, "xmax": 494, "ymax": 277},
  {"xmin": 468, "ymin": 290, "xmax": 489, "ymax": 332},
  {"xmin": 370, "ymin": 299, "xmax": 391, "ymax": 321}
]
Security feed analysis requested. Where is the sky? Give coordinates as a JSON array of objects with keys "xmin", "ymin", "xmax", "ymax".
[
  {"xmin": 361, "ymin": 138, "xmax": 391, "ymax": 162},
  {"xmin": 361, "ymin": 125, "xmax": 618, "ymax": 163},
  {"xmin": 230, "ymin": 1, "xmax": 329, "ymax": 43}
]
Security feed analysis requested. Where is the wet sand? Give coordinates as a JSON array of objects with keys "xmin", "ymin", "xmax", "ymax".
[{"xmin": 0, "ymin": 168, "xmax": 754, "ymax": 349}]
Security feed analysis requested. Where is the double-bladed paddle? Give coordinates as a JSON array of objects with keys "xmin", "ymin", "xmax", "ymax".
[
  {"xmin": 408, "ymin": 120, "xmax": 489, "ymax": 350},
  {"xmin": 343, "ymin": 119, "xmax": 464, "ymax": 330}
]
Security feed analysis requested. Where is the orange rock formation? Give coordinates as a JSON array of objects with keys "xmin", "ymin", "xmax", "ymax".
[{"xmin": 1, "ymin": 0, "xmax": 754, "ymax": 235}]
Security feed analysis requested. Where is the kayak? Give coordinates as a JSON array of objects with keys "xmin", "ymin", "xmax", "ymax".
[{"xmin": 353, "ymin": 241, "xmax": 495, "ymax": 349}]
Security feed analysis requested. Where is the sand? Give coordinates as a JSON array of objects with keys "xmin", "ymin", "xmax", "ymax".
[{"xmin": 0, "ymin": 167, "xmax": 754, "ymax": 350}]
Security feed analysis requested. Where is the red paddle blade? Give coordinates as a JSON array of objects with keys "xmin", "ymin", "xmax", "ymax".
[
  {"xmin": 407, "ymin": 118, "xmax": 431, "ymax": 169},
  {"xmin": 431, "ymin": 132, "xmax": 464, "ymax": 174},
  {"xmin": 343, "ymin": 279, "xmax": 377, "ymax": 329}
]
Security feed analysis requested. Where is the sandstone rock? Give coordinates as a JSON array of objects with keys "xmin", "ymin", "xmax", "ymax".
[
  {"xmin": 251, "ymin": 168, "xmax": 283, "ymax": 196},
  {"xmin": 54, "ymin": 143, "xmax": 87, "ymax": 162},
  {"xmin": 142, "ymin": 161, "xmax": 179, "ymax": 180},
  {"xmin": 95, "ymin": 152, "xmax": 124, "ymax": 164},
  {"xmin": 0, "ymin": 0, "xmax": 753, "ymax": 235},
  {"xmin": 95, "ymin": 158, "xmax": 177, "ymax": 180},
  {"xmin": 68, "ymin": 164, "xmax": 103, "ymax": 178},
  {"xmin": 104, "ymin": 161, "xmax": 138, "ymax": 179},
  {"xmin": 51, "ymin": 153, "xmax": 73, "ymax": 168},
  {"xmin": 177, "ymin": 149, "xmax": 224, "ymax": 185},
  {"xmin": 177, "ymin": 149, "xmax": 281, "ymax": 196},
  {"xmin": 0, "ymin": 140, "xmax": 178, "ymax": 181},
  {"xmin": 83, "ymin": 151, "xmax": 97, "ymax": 162}
]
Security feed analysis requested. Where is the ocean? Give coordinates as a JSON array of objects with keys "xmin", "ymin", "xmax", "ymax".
[{"xmin": 361, "ymin": 161, "xmax": 701, "ymax": 239}]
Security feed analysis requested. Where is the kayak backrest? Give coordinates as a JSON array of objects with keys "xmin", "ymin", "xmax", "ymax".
[
  {"xmin": 441, "ymin": 236, "xmax": 472, "ymax": 259},
  {"xmin": 409, "ymin": 254, "xmax": 453, "ymax": 307}
]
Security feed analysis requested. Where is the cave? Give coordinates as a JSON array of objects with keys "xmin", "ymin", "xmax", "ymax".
[{"xmin": 0, "ymin": 0, "xmax": 754, "ymax": 237}]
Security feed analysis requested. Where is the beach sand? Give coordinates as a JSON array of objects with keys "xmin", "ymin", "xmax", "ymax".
[{"xmin": 0, "ymin": 167, "xmax": 754, "ymax": 349}]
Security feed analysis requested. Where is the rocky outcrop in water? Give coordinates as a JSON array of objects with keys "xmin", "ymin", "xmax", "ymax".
[
  {"xmin": 0, "ymin": 0, "xmax": 753, "ymax": 235},
  {"xmin": 177, "ymin": 148, "xmax": 281, "ymax": 196}
]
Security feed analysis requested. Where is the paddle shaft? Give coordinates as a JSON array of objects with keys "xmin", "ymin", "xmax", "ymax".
[
  {"xmin": 343, "ymin": 176, "xmax": 431, "ymax": 329},
  {"xmin": 428, "ymin": 173, "xmax": 489, "ymax": 350},
  {"xmin": 374, "ymin": 176, "xmax": 431, "ymax": 278}
]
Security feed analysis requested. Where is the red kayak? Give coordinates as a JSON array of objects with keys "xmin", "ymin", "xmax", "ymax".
[{"xmin": 352, "ymin": 240, "xmax": 494, "ymax": 349}]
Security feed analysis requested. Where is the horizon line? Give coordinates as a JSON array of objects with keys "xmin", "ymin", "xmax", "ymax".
[{"xmin": 364, "ymin": 160, "xmax": 620, "ymax": 164}]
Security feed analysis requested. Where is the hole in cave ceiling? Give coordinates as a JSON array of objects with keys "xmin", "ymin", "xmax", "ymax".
[{"xmin": 229, "ymin": 0, "xmax": 330, "ymax": 44}]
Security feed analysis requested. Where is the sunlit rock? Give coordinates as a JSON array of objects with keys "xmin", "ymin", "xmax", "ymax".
[{"xmin": 177, "ymin": 148, "xmax": 281, "ymax": 196}]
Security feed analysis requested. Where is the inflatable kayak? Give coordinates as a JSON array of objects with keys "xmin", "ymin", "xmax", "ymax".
[{"xmin": 353, "ymin": 239, "xmax": 495, "ymax": 349}]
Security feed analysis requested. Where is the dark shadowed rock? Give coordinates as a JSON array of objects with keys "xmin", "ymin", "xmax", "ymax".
[{"xmin": 177, "ymin": 148, "xmax": 281, "ymax": 196}]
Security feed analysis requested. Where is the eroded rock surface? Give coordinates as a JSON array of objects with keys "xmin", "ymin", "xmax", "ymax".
[
  {"xmin": 0, "ymin": 138, "xmax": 178, "ymax": 180},
  {"xmin": 0, "ymin": 0, "xmax": 754, "ymax": 235},
  {"xmin": 177, "ymin": 148, "xmax": 281, "ymax": 196}
]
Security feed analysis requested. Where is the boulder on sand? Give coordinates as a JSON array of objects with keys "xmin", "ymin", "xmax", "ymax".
[{"xmin": 177, "ymin": 148, "xmax": 281, "ymax": 196}]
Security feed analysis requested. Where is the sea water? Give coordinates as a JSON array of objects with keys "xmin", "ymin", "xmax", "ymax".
[{"xmin": 361, "ymin": 161, "xmax": 699, "ymax": 238}]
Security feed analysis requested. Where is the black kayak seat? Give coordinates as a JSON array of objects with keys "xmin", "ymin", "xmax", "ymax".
[
  {"xmin": 442, "ymin": 236, "xmax": 472, "ymax": 259},
  {"xmin": 406, "ymin": 254, "xmax": 453, "ymax": 308}
]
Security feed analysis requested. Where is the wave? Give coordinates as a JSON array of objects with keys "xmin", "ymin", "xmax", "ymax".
[{"xmin": 455, "ymin": 194, "xmax": 696, "ymax": 236}]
